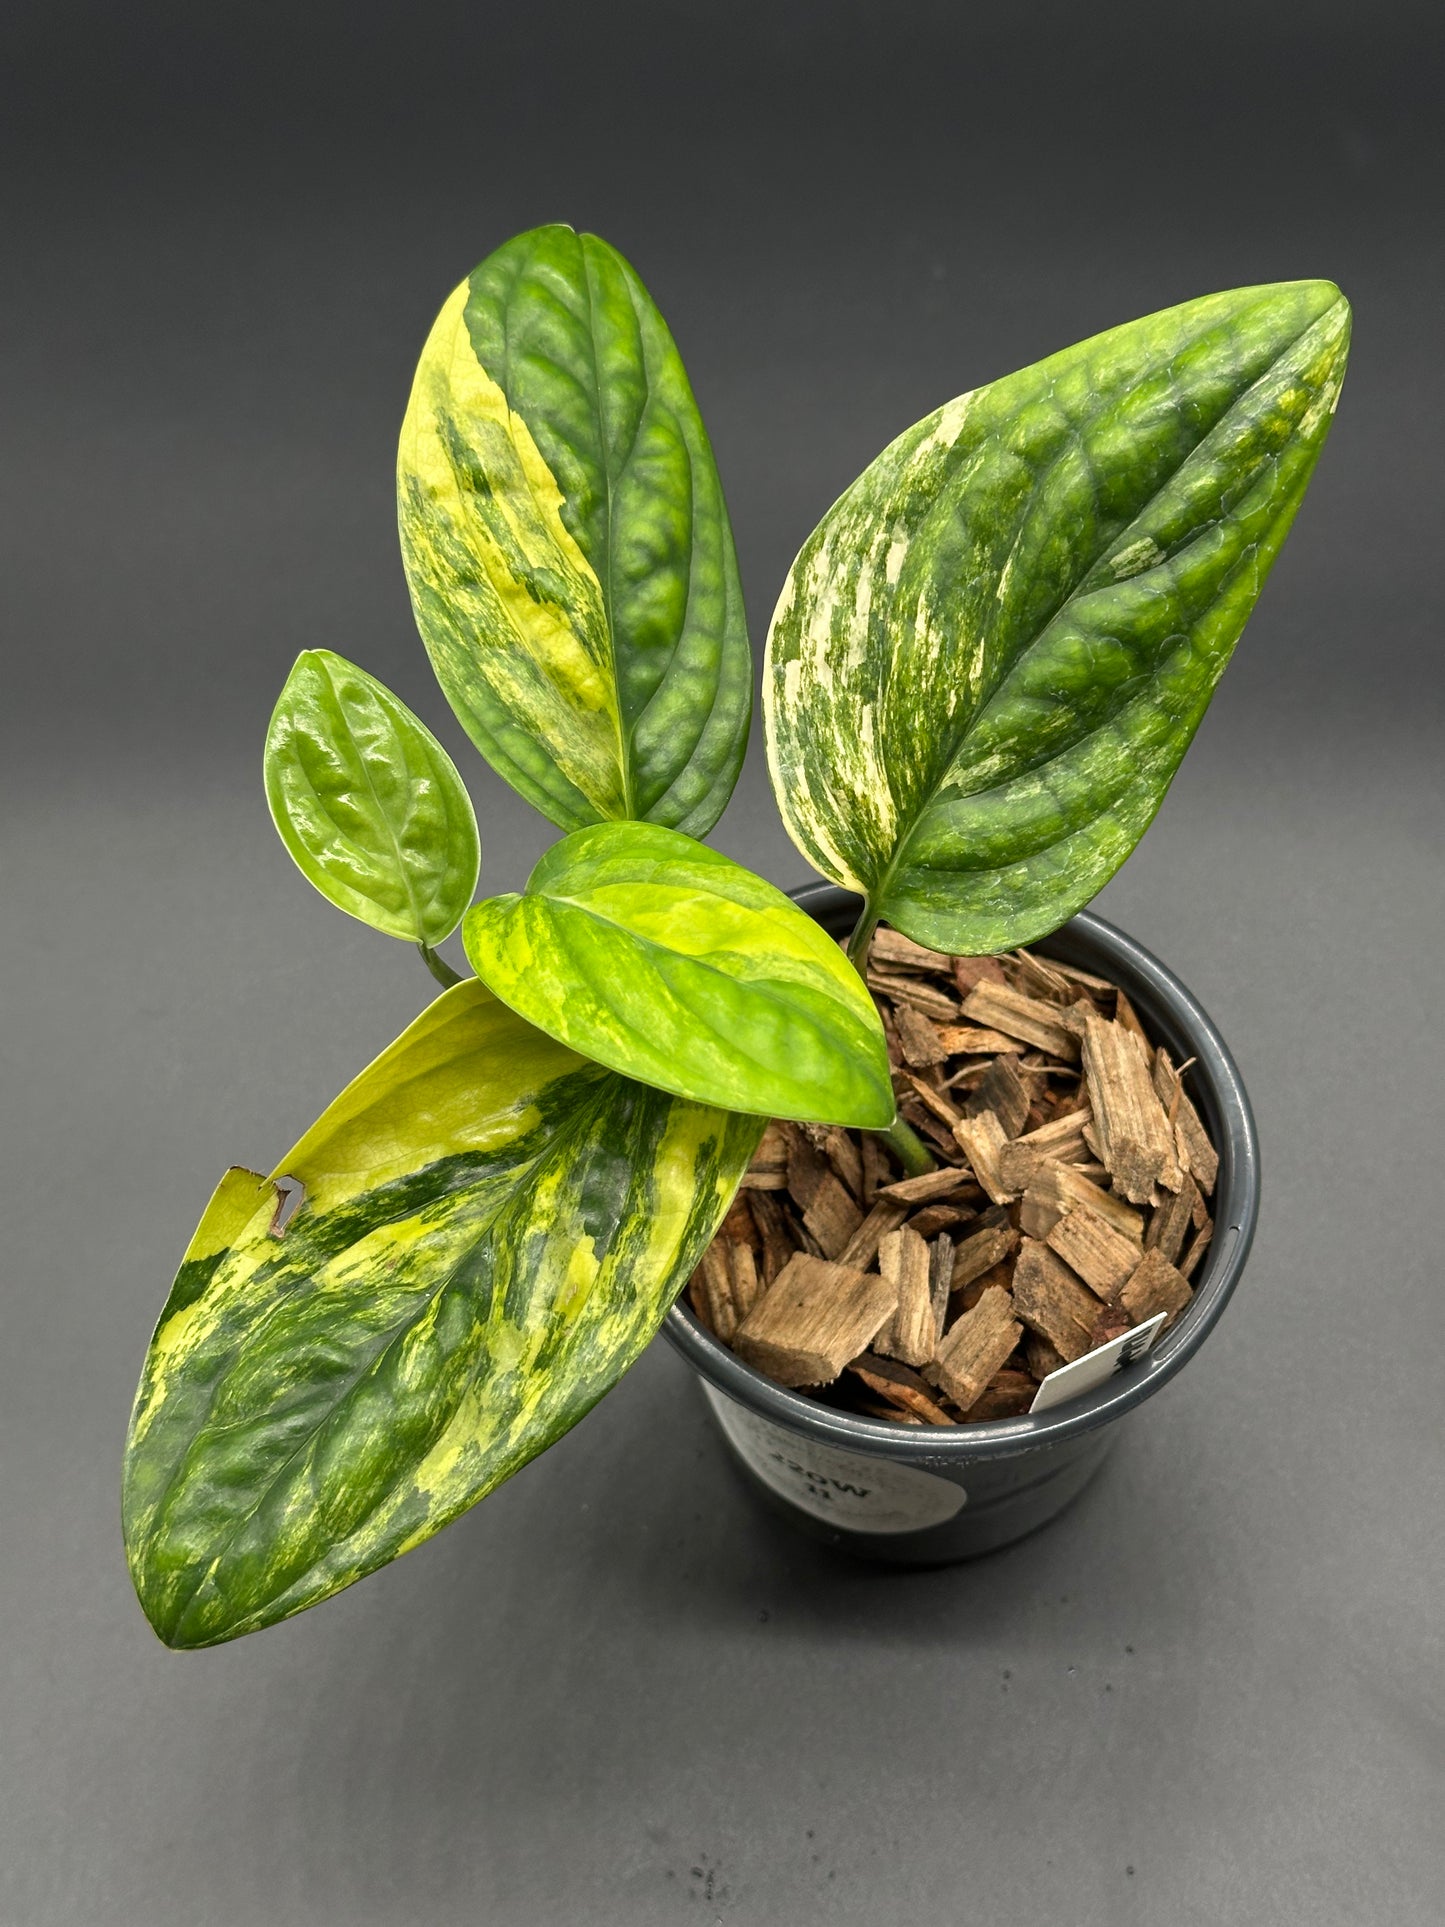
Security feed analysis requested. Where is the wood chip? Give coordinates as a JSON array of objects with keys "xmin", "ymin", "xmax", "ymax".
[
  {"xmin": 956, "ymin": 1257, "xmax": 1015, "ymax": 1312},
  {"xmin": 783, "ymin": 1123, "xmax": 830, "ymax": 1210},
  {"xmin": 836, "ymin": 1197, "xmax": 909, "ymax": 1270},
  {"xmin": 1045, "ymin": 957, "xmax": 1117, "ymax": 997},
  {"xmin": 952, "ymin": 955, "xmax": 1008, "ymax": 995},
  {"xmin": 747, "ymin": 1189, "xmax": 797, "ymax": 1286},
  {"xmin": 996, "ymin": 1109, "xmax": 1093, "ymax": 1191},
  {"xmin": 1177, "ymin": 1218, "xmax": 1213, "ymax": 1283},
  {"xmin": 801, "ymin": 1171, "xmax": 864, "ymax": 1260},
  {"xmin": 1055, "ymin": 1000, "xmax": 1094, "ymax": 1040},
  {"xmin": 1152, "ymin": 1049, "xmax": 1218, "ymax": 1195},
  {"xmin": 1008, "ymin": 949, "xmax": 1076, "ymax": 1004},
  {"xmin": 949, "ymin": 1210, "xmax": 1020, "ymax": 1293},
  {"xmin": 860, "ymin": 1130, "xmax": 891, "ymax": 1206},
  {"xmin": 819, "ymin": 1125, "xmax": 864, "ymax": 1200},
  {"xmin": 1018, "ymin": 1184, "xmax": 1065, "ymax": 1242},
  {"xmin": 907, "ymin": 1202, "xmax": 973, "ymax": 1238},
  {"xmin": 1087, "ymin": 1303, "xmax": 1134, "ymax": 1350},
  {"xmin": 1045, "ymin": 1209, "xmax": 1142, "ymax": 1301},
  {"xmin": 871, "ymin": 972, "xmax": 959, "ymax": 1020},
  {"xmin": 726, "ymin": 1240, "xmax": 763, "ymax": 1321},
  {"xmin": 952, "ymin": 1110, "xmax": 1016, "ymax": 1204},
  {"xmin": 691, "ymin": 1241, "xmax": 740, "ymax": 1341},
  {"xmin": 928, "ymin": 1235, "xmax": 954, "ymax": 1343},
  {"xmin": 925, "ymin": 1285, "xmax": 1022, "ymax": 1411},
  {"xmin": 1080, "ymin": 1013, "xmax": 1183, "ymax": 1202},
  {"xmin": 935, "ymin": 1025, "xmax": 1025, "ymax": 1056},
  {"xmin": 905, "ymin": 1071, "xmax": 963, "ymax": 1127},
  {"xmin": 847, "ymin": 1353, "xmax": 955, "ymax": 1424},
  {"xmin": 900, "ymin": 1099, "xmax": 961, "ymax": 1155},
  {"xmin": 1118, "ymin": 1246, "xmax": 1193, "ymax": 1326},
  {"xmin": 1144, "ymin": 1171, "xmax": 1200, "ymax": 1266},
  {"xmin": 879, "ymin": 1165, "xmax": 974, "ymax": 1204},
  {"xmin": 1011, "ymin": 1239, "xmax": 1102, "ymax": 1362},
  {"xmin": 739, "ymin": 1120, "xmax": 790, "ymax": 1189},
  {"xmin": 733, "ymin": 1253, "xmax": 898, "ymax": 1387},
  {"xmin": 964, "ymin": 1055, "xmax": 1030, "ymax": 1138},
  {"xmin": 963, "ymin": 1367, "xmax": 1039, "ymax": 1422},
  {"xmin": 894, "ymin": 1003, "xmax": 949, "ymax": 1068},
  {"xmin": 875, "ymin": 1226, "xmax": 936, "ymax": 1367},
  {"xmin": 720, "ymin": 1191, "xmax": 761, "ymax": 1249},
  {"xmin": 1024, "ymin": 1330, "xmax": 1070, "ymax": 1382},
  {"xmin": 1019, "ymin": 1160, "xmax": 1145, "ymax": 1243},
  {"xmin": 869, "ymin": 927, "xmax": 944, "ymax": 971},
  {"xmin": 960, "ymin": 981, "xmax": 1082, "ymax": 1060},
  {"xmin": 1114, "ymin": 989, "xmax": 1154, "ymax": 1066}
]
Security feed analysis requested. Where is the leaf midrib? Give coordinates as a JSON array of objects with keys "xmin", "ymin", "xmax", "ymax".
[{"xmin": 579, "ymin": 238, "xmax": 637, "ymax": 818}]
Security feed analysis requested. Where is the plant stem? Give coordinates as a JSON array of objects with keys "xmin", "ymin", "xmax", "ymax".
[
  {"xmin": 843, "ymin": 894, "xmax": 937, "ymax": 1176},
  {"xmin": 878, "ymin": 1115, "xmax": 937, "ymax": 1176},
  {"xmin": 845, "ymin": 904, "xmax": 879, "ymax": 969},
  {"xmin": 417, "ymin": 941, "xmax": 463, "ymax": 989}
]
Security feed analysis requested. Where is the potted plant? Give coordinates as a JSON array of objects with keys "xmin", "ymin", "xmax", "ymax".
[{"xmin": 120, "ymin": 224, "xmax": 1349, "ymax": 1646}]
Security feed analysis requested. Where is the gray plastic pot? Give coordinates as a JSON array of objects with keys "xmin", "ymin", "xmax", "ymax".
[{"xmin": 663, "ymin": 884, "xmax": 1260, "ymax": 1564}]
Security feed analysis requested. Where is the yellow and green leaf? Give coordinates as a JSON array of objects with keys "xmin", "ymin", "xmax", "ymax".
[
  {"xmin": 122, "ymin": 982, "xmax": 761, "ymax": 1648},
  {"xmin": 765, "ymin": 280, "xmax": 1352, "ymax": 953},
  {"xmin": 398, "ymin": 224, "xmax": 751, "ymax": 837},
  {"xmin": 463, "ymin": 822, "xmax": 894, "ymax": 1128}
]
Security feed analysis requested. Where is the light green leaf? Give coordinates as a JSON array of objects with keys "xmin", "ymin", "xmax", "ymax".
[
  {"xmin": 765, "ymin": 280, "xmax": 1352, "ymax": 953},
  {"xmin": 462, "ymin": 821, "xmax": 894, "ymax": 1128},
  {"xmin": 397, "ymin": 223, "xmax": 751, "ymax": 837},
  {"xmin": 122, "ymin": 982, "xmax": 760, "ymax": 1647},
  {"xmin": 264, "ymin": 650, "xmax": 480, "ymax": 944}
]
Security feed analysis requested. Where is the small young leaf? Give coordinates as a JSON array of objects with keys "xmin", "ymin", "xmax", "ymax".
[
  {"xmin": 122, "ymin": 981, "xmax": 760, "ymax": 1648},
  {"xmin": 765, "ymin": 280, "xmax": 1352, "ymax": 953},
  {"xmin": 265, "ymin": 649, "xmax": 480, "ymax": 944},
  {"xmin": 397, "ymin": 224, "xmax": 751, "ymax": 837},
  {"xmin": 462, "ymin": 822, "xmax": 894, "ymax": 1128}
]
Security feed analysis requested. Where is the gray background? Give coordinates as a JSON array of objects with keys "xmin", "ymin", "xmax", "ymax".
[{"xmin": 3, "ymin": 1, "xmax": 1442, "ymax": 1921}]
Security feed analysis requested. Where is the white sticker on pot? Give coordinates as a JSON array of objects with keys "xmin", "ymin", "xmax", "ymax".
[
  {"xmin": 702, "ymin": 1385, "xmax": 966, "ymax": 1533},
  {"xmin": 1028, "ymin": 1312, "xmax": 1167, "ymax": 1415}
]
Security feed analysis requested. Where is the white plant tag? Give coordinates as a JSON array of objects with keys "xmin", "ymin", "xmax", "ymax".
[
  {"xmin": 702, "ymin": 1385, "xmax": 967, "ymax": 1532},
  {"xmin": 1028, "ymin": 1312, "xmax": 1167, "ymax": 1415}
]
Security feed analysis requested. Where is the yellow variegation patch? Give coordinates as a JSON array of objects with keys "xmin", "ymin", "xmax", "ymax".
[
  {"xmin": 398, "ymin": 281, "xmax": 628, "ymax": 823},
  {"xmin": 396, "ymin": 226, "xmax": 752, "ymax": 837}
]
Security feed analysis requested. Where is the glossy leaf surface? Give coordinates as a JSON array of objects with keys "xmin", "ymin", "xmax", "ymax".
[
  {"xmin": 264, "ymin": 650, "xmax": 480, "ymax": 943},
  {"xmin": 398, "ymin": 224, "xmax": 751, "ymax": 836},
  {"xmin": 765, "ymin": 280, "xmax": 1351, "ymax": 953},
  {"xmin": 123, "ymin": 982, "xmax": 760, "ymax": 1647},
  {"xmin": 463, "ymin": 822, "xmax": 894, "ymax": 1127}
]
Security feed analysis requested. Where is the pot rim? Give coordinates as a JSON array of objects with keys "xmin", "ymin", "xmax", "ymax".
[{"xmin": 662, "ymin": 887, "xmax": 1261, "ymax": 1465}]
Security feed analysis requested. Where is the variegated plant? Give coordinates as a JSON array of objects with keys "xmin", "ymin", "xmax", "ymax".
[{"xmin": 123, "ymin": 225, "xmax": 1350, "ymax": 1645}]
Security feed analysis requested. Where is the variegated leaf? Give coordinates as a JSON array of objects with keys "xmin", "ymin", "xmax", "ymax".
[
  {"xmin": 398, "ymin": 224, "xmax": 751, "ymax": 837},
  {"xmin": 765, "ymin": 280, "xmax": 1351, "ymax": 953},
  {"xmin": 463, "ymin": 821, "xmax": 894, "ymax": 1127},
  {"xmin": 122, "ymin": 983, "xmax": 761, "ymax": 1647}
]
